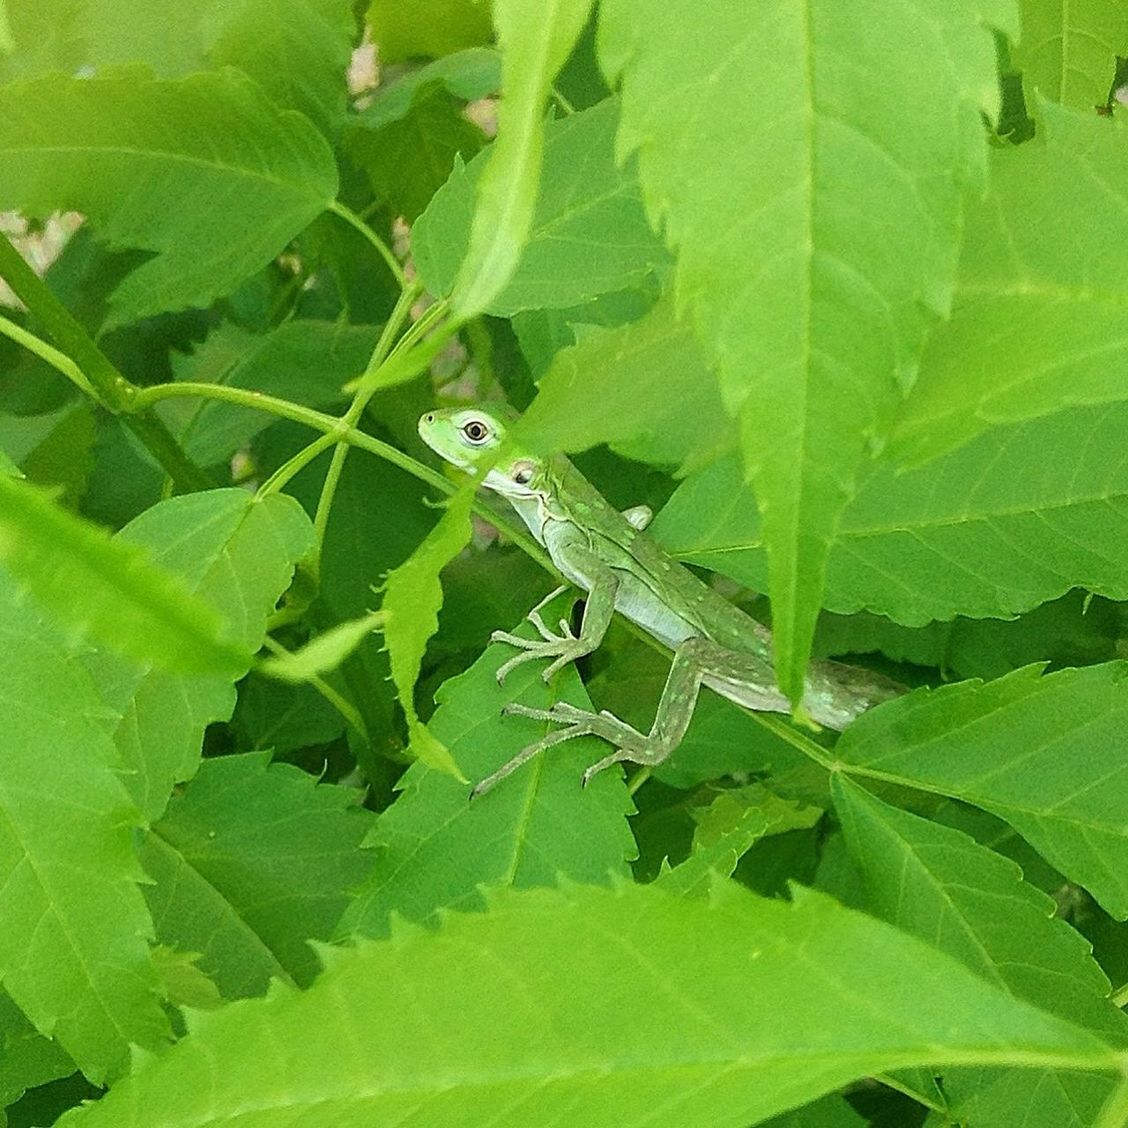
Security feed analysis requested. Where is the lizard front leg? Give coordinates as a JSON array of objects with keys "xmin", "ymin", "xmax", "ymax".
[{"xmin": 490, "ymin": 544, "xmax": 618, "ymax": 684}]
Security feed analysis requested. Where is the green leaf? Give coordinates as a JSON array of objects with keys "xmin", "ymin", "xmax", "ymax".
[
  {"xmin": 0, "ymin": 991, "xmax": 75, "ymax": 1109},
  {"xmin": 55, "ymin": 882, "xmax": 1116, "ymax": 1128},
  {"xmin": 259, "ymin": 610, "xmax": 385, "ymax": 682},
  {"xmin": 1015, "ymin": 0, "xmax": 1127, "ymax": 110},
  {"xmin": 343, "ymin": 595, "xmax": 635, "ymax": 938},
  {"xmin": 419, "ymin": 96, "xmax": 667, "ymax": 315},
  {"xmin": 450, "ymin": 0, "xmax": 596, "ymax": 317},
  {"xmin": 232, "ymin": 672, "xmax": 345, "ymax": 753},
  {"xmin": 0, "ymin": 571, "xmax": 169, "ymax": 1083},
  {"xmin": 83, "ymin": 489, "xmax": 315, "ymax": 820},
  {"xmin": 366, "ymin": 0, "xmax": 494, "ymax": 63},
  {"xmin": 833, "ymin": 776, "xmax": 1128, "ymax": 1128},
  {"xmin": 835, "ymin": 663, "xmax": 1128, "ymax": 920},
  {"xmin": 0, "ymin": 443, "xmax": 21, "ymax": 476},
  {"xmin": 598, "ymin": 0, "xmax": 1017, "ymax": 705},
  {"xmin": 894, "ymin": 103, "xmax": 1128, "ymax": 463},
  {"xmin": 654, "ymin": 402, "xmax": 1128, "ymax": 624},
  {"xmin": 658, "ymin": 784, "xmax": 822, "ymax": 898},
  {"xmin": 381, "ymin": 486, "xmax": 475, "ymax": 778},
  {"xmin": 518, "ymin": 289, "xmax": 732, "ymax": 471},
  {"xmin": 164, "ymin": 320, "xmax": 374, "ymax": 466},
  {"xmin": 761, "ymin": 1096, "xmax": 867, "ymax": 1128},
  {"xmin": 353, "ymin": 47, "xmax": 500, "ymax": 130},
  {"xmin": 0, "ymin": 69, "xmax": 337, "ymax": 324},
  {"xmin": 140, "ymin": 753, "xmax": 374, "ymax": 998},
  {"xmin": 0, "ymin": 0, "xmax": 12, "ymax": 52},
  {"xmin": 0, "ymin": 475, "xmax": 253, "ymax": 674}
]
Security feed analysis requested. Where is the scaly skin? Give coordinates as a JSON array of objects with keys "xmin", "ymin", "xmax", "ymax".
[{"xmin": 419, "ymin": 406, "xmax": 901, "ymax": 795}]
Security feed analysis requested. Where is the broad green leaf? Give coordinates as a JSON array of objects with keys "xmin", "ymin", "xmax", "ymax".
[
  {"xmin": 352, "ymin": 47, "xmax": 500, "ymax": 130},
  {"xmin": 654, "ymin": 402, "xmax": 1128, "ymax": 624},
  {"xmin": 0, "ymin": 444, "xmax": 21, "ymax": 476},
  {"xmin": 945, "ymin": 1066, "xmax": 1119, "ymax": 1128},
  {"xmin": 835, "ymin": 663, "xmax": 1128, "ymax": 920},
  {"xmin": 366, "ymin": 0, "xmax": 493, "ymax": 63},
  {"xmin": 232, "ymin": 672, "xmax": 345, "ymax": 753},
  {"xmin": 450, "ymin": 0, "xmax": 595, "ymax": 317},
  {"xmin": 380, "ymin": 485, "xmax": 474, "ymax": 778},
  {"xmin": 17, "ymin": 400, "xmax": 95, "ymax": 505},
  {"xmin": 0, "ymin": 0, "xmax": 12, "ymax": 52},
  {"xmin": 342, "ymin": 598, "xmax": 635, "ymax": 937},
  {"xmin": 140, "ymin": 753, "xmax": 374, "ymax": 998},
  {"xmin": 518, "ymin": 290, "xmax": 732, "ymax": 471},
  {"xmin": 0, "ymin": 991, "xmax": 75, "ymax": 1109},
  {"xmin": 164, "ymin": 320, "xmax": 374, "ymax": 466},
  {"xmin": 598, "ymin": 0, "xmax": 1017, "ymax": 705},
  {"xmin": 0, "ymin": 69, "xmax": 337, "ymax": 324},
  {"xmin": 419, "ymin": 97, "xmax": 667, "ymax": 315},
  {"xmin": 658, "ymin": 784, "xmax": 822, "ymax": 898},
  {"xmin": 347, "ymin": 84, "xmax": 487, "ymax": 222},
  {"xmin": 57, "ymin": 882, "xmax": 1116, "ymax": 1128},
  {"xmin": 0, "ymin": 475, "xmax": 252, "ymax": 674},
  {"xmin": 0, "ymin": 572, "xmax": 169, "ymax": 1083},
  {"xmin": 0, "ymin": 0, "xmax": 80, "ymax": 83},
  {"xmin": 1015, "ymin": 0, "xmax": 1127, "ymax": 110},
  {"xmin": 762, "ymin": 1096, "xmax": 867, "ymax": 1128},
  {"xmin": 259, "ymin": 610, "xmax": 385, "ymax": 682},
  {"xmin": 83, "ymin": 489, "xmax": 315, "ymax": 820},
  {"xmin": 894, "ymin": 103, "xmax": 1128, "ymax": 463}
]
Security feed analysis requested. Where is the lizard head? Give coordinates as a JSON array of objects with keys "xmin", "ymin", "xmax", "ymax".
[{"xmin": 418, "ymin": 407, "xmax": 546, "ymax": 499}]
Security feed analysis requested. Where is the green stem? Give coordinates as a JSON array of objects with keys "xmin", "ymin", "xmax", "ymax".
[
  {"xmin": 0, "ymin": 313, "xmax": 97, "ymax": 397},
  {"xmin": 0, "ymin": 230, "xmax": 211, "ymax": 492},
  {"xmin": 327, "ymin": 200, "xmax": 404, "ymax": 288},
  {"xmin": 255, "ymin": 430, "xmax": 340, "ymax": 500},
  {"xmin": 1113, "ymin": 982, "xmax": 1128, "ymax": 1009}
]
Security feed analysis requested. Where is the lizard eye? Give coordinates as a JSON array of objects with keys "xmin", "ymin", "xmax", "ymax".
[
  {"xmin": 461, "ymin": 419, "xmax": 490, "ymax": 444},
  {"xmin": 512, "ymin": 461, "xmax": 535, "ymax": 486}
]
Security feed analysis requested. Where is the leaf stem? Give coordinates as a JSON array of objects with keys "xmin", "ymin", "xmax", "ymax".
[
  {"xmin": 327, "ymin": 200, "xmax": 405, "ymax": 288},
  {"xmin": 0, "ymin": 312, "xmax": 97, "ymax": 397}
]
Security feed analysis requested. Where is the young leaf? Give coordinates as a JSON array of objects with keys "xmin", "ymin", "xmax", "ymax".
[
  {"xmin": 380, "ymin": 485, "xmax": 474, "ymax": 778},
  {"xmin": 598, "ymin": 0, "xmax": 1017, "ymax": 705},
  {"xmin": 82, "ymin": 489, "xmax": 315, "ymax": 820},
  {"xmin": 0, "ymin": 69, "xmax": 337, "ymax": 324},
  {"xmin": 450, "ymin": 0, "xmax": 596, "ymax": 318},
  {"xmin": 418, "ymin": 97, "xmax": 668, "ymax": 314},
  {"xmin": 1014, "ymin": 0, "xmax": 1127, "ymax": 111},
  {"xmin": 341, "ymin": 599, "xmax": 635, "ymax": 937},
  {"xmin": 834, "ymin": 663, "xmax": 1128, "ymax": 920},
  {"xmin": 0, "ymin": 571, "xmax": 169, "ymax": 1083},
  {"xmin": 658, "ymin": 784, "xmax": 822, "ymax": 898},
  {"xmin": 140, "ymin": 753, "xmax": 375, "ymax": 997},
  {"xmin": 259, "ymin": 610, "xmax": 385, "ymax": 683},
  {"xmin": 0, "ymin": 475, "xmax": 252, "ymax": 674},
  {"xmin": 654, "ymin": 402, "xmax": 1128, "ymax": 624},
  {"xmin": 894, "ymin": 103, "xmax": 1128, "ymax": 462},
  {"xmin": 54, "ymin": 882, "xmax": 1116, "ymax": 1128}
]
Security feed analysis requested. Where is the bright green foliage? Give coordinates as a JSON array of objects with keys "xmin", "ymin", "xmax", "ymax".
[
  {"xmin": 366, "ymin": 0, "xmax": 494, "ymax": 62},
  {"xmin": 895, "ymin": 103, "xmax": 1128, "ymax": 462},
  {"xmin": 836, "ymin": 664, "xmax": 1128, "ymax": 919},
  {"xmin": 83, "ymin": 490, "xmax": 314, "ymax": 820},
  {"xmin": 140, "ymin": 753, "xmax": 374, "ymax": 997},
  {"xmin": 1015, "ymin": 0, "xmax": 1128, "ymax": 109},
  {"xmin": 56, "ymin": 882, "xmax": 1117, "ymax": 1128},
  {"xmin": 655, "ymin": 402, "xmax": 1128, "ymax": 623},
  {"xmin": 0, "ymin": 475, "xmax": 252, "ymax": 674},
  {"xmin": 598, "ymin": 0, "xmax": 1017, "ymax": 704},
  {"xmin": 419, "ymin": 98, "xmax": 667, "ymax": 314},
  {"xmin": 658, "ymin": 784, "xmax": 822, "ymax": 897},
  {"xmin": 259, "ymin": 610, "xmax": 384, "ymax": 682},
  {"xmin": 380, "ymin": 485, "xmax": 474, "ymax": 778},
  {"xmin": 0, "ymin": 69, "xmax": 337, "ymax": 323},
  {"xmin": 342, "ymin": 599, "xmax": 635, "ymax": 936},
  {"xmin": 0, "ymin": 572, "xmax": 169, "ymax": 1083},
  {"xmin": 834, "ymin": 777, "xmax": 1128, "ymax": 1126},
  {"xmin": 451, "ymin": 0, "xmax": 595, "ymax": 317}
]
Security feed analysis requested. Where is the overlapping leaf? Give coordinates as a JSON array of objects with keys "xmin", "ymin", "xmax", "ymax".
[
  {"xmin": 654, "ymin": 402, "xmax": 1128, "ymax": 623},
  {"xmin": 83, "ymin": 489, "xmax": 314, "ymax": 820},
  {"xmin": 835, "ymin": 663, "xmax": 1128, "ymax": 919},
  {"xmin": 140, "ymin": 753, "xmax": 374, "ymax": 998},
  {"xmin": 58, "ymin": 882, "xmax": 1115, "ymax": 1128},
  {"xmin": 0, "ymin": 572, "xmax": 168, "ymax": 1083},
  {"xmin": 598, "ymin": 0, "xmax": 1017, "ymax": 704},
  {"xmin": 417, "ymin": 97, "xmax": 667, "ymax": 314},
  {"xmin": 341, "ymin": 599, "xmax": 635, "ymax": 937},
  {"xmin": 894, "ymin": 104, "xmax": 1128, "ymax": 462},
  {"xmin": 0, "ymin": 69, "xmax": 337, "ymax": 323}
]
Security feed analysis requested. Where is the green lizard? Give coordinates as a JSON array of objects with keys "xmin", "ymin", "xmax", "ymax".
[{"xmin": 419, "ymin": 406, "xmax": 902, "ymax": 797}]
